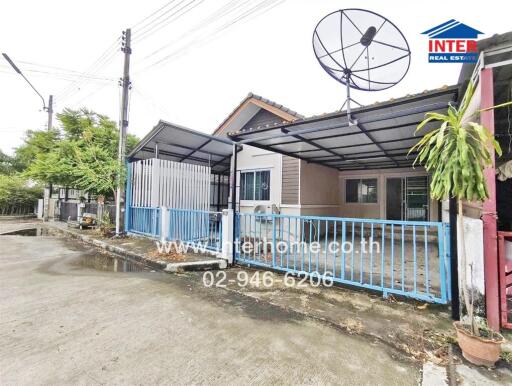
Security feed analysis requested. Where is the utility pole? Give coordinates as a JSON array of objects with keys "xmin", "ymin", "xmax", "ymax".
[
  {"xmin": 115, "ymin": 28, "xmax": 132, "ymax": 235},
  {"xmin": 2, "ymin": 53, "xmax": 53, "ymax": 220},
  {"xmin": 47, "ymin": 95, "xmax": 53, "ymax": 130}
]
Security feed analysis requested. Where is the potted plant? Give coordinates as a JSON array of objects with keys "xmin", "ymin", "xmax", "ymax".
[{"xmin": 410, "ymin": 82, "xmax": 511, "ymax": 366}]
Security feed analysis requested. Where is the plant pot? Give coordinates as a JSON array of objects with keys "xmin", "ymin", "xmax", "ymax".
[{"xmin": 454, "ymin": 322, "xmax": 504, "ymax": 366}]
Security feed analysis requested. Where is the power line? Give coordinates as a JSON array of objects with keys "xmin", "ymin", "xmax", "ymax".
[
  {"xmin": 16, "ymin": 60, "xmax": 114, "ymax": 78},
  {"xmin": 55, "ymin": 38, "xmax": 121, "ymax": 101},
  {"xmin": 56, "ymin": 50, "xmax": 118, "ymax": 101},
  {"xmin": 131, "ymin": 85, "xmax": 173, "ymax": 118},
  {"xmin": 67, "ymin": 82, "xmax": 112, "ymax": 109},
  {"xmin": 140, "ymin": 0, "xmax": 249, "ymax": 63},
  {"xmin": 131, "ymin": 0, "xmax": 179, "ymax": 30},
  {"xmin": 137, "ymin": 0, "xmax": 284, "ymax": 73},
  {"xmin": 132, "ymin": 0, "xmax": 185, "ymax": 36},
  {"xmin": 132, "ymin": 0, "xmax": 204, "ymax": 44},
  {"xmin": 0, "ymin": 64, "xmax": 115, "ymax": 82},
  {"xmin": 133, "ymin": 0, "xmax": 266, "ymax": 72}
]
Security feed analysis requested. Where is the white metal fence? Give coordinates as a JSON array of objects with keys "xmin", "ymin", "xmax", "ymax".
[{"xmin": 129, "ymin": 158, "xmax": 210, "ymax": 210}]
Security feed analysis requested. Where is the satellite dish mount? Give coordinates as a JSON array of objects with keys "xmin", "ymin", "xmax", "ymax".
[{"xmin": 340, "ymin": 70, "xmax": 363, "ymax": 126}]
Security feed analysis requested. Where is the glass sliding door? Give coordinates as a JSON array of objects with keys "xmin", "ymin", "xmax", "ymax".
[
  {"xmin": 386, "ymin": 178, "xmax": 403, "ymax": 220},
  {"xmin": 386, "ymin": 176, "xmax": 429, "ymax": 221},
  {"xmin": 405, "ymin": 176, "xmax": 429, "ymax": 221}
]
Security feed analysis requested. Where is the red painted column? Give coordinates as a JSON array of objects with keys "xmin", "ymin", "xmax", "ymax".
[{"xmin": 480, "ymin": 68, "xmax": 500, "ymax": 331}]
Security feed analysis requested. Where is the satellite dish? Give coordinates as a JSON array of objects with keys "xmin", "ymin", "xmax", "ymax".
[{"xmin": 313, "ymin": 9, "xmax": 411, "ymax": 123}]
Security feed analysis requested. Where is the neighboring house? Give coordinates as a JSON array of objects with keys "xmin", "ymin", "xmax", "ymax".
[
  {"xmin": 214, "ymin": 90, "xmax": 458, "ymax": 222},
  {"xmin": 41, "ymin": 185, "xmax": 92, "ymax": 220}
]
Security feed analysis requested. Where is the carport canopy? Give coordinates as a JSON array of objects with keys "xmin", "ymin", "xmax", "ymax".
[
  {"xmin": 128, "ymin": 120, "xmax": 235, "ymax": 174},
  {"xmin": 228, "ymin": 86, "xmax": 459, "ymax": 171}
]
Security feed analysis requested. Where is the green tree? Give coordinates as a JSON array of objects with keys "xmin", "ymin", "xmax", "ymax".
[
  {"xmin": 0, "ymin": 150, "xmax": 18, "ymax": 175},
  {"xmin": 0, "ymin": 174, "xmax": 42, "ymax": 215},
  {"xmin": 410, "ymin": 82, "xmax": 511, "ymax": 335},
  {"xmin": 23, "ymin": 108, "xmax": 138, "ymax": 202},
  {"xmin": 14, "ymin": 128, "xmax": 60, "ymax": 171}
]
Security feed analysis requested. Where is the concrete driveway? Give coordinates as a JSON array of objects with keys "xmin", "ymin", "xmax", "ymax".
[{"xmin": 0, "ymin": 232, "xmax": 420, "ymax": 385}]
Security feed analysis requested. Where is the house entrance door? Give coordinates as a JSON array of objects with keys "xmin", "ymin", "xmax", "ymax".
[{"xmin": 386, "ymin": 176, "xmax": 429, "ymax": 221}]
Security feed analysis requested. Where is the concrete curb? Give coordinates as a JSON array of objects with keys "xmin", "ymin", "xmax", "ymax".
[
  {"xmin": 49, "ymin": 225, "xmax": 168, "ymax": 271},
  {"xmin": 0, "ymin": 215, "xmax": 37, "ymax": 220},
  {"xmin": 49, "ymin": 224, "xmax": 227, "ymax": 272},
  {"xmin": 164, "ymin": 259, "xmax": 228, "ymax": 272}
]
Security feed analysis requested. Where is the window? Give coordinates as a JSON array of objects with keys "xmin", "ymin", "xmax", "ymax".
[
  {"xmin": 345, "ymin": 178, "xmax": 378, "ymax": 203},
  {"xmin": 240, "ymin": 170, "xmax": 270, "ymax": 200}
]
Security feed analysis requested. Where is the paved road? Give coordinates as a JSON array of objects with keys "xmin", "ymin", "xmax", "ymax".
[{"xmin": 0, "ymin": 233, "xmax": 420, "ymax": 385}]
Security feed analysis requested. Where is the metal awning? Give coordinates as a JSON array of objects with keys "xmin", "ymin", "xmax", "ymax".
[
  {"xmin": 128, "ymin": 120, "xmax": 235, "ymax": 174},
  {"xmin": 229, "ymin": 86, "xmax": 459, "ymax": 171}
]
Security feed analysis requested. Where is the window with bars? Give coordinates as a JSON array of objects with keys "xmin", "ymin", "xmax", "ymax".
[
  {"xmin": 240, "ymin": 170, "xmax": 270, "ymax": 200},
  {"xmin": 345, "ymin": 178, "xmax": 378, "ymax": 203}
]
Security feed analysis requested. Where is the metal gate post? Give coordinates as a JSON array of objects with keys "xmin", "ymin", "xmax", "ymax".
[
  {"xmin": 124, "ymin": 162, "xmax": 132, "ymax": 232},
  {"xmin": 481, "ymin": 68, "xmax": 500, "ymax": 331},
  {"xmin": 222, "ymin": 209, "xmax": 234, "ymax": 264},
  {"xmin": 160, "ymin": 207, "xmax": 168, "ymax": 243},
  {"xmin": 498, "ymin": 232, "xmax": 512, "ymax": 329},
  {"xmin": 444, "ymin": 223, "xmax": 452, "ymax": 302},
  {"xmin": 438, "ymin": 223, "xmax": 447, "ymax": 303},
  {"xmin": 272, "ymin": 215, "xmax": 276, "ymax": 267},
  {"xmin": 230, "ymin": 143, "xmax": 238, "ymax": 265}
]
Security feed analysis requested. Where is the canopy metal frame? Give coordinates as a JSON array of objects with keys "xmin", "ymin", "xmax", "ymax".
[
  {"xmin": 128, "ymin": 120, "xmax": 240, "ymax": 175},
  {"xmin": 229, "ymin": 86, "xmax": 458, "ymax": 171}
]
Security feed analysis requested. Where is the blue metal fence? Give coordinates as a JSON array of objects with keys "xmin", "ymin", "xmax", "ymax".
[
  {"xmin": 235, "ymin": 213, "xmax": 451, "ymax": 304},
  {"xmin": 127, "ymin": 206, "xmax": 161, "ymax": 238},
  {"xmin": 168, "ymin": 208, "xmax": 223, "ymax": 252}
]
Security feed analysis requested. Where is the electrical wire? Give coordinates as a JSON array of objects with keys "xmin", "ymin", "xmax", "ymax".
[
  {"xmin": 201, "ymin": 0, "xmax": 284, "ymax": 46},
  {"xmin": 16, "ymin": 60, "xmax": 115, "ymax": 79},
  {"xmin": 137, "ymin": 0, "xmax": 283, "ymax": 73},
  {"xmin": 140, "ymin": 0, "xmax": 249, "ymax": 62},
  {"xmin": 133, "ymin": 0, "xmax": 258, "ymax": 71},
  {"xmin": 56, "ymin": 50, "xmax": 118, "ymax": 101},
  {"xmin": 132, "ymin": 0, "xmax": 204, "ymax": 44},
  {"xmin": 131, "ymin": 85, "xmax": 173, "ymax": 118},
  {"xmin": 132, "ymin": 0, "xmax": 187, "ymax": 37},
  {"xmin": 55, "ymin": 38, "xmax": 121, "ymax": 102},
  {"xmin": 131, "ymin": 0, "xmax": 179, "ymax": 30},
  {"xmin": 68, "ymin": 82, "xmax": 112, "ymax": 109},
  {"xmin": 0, "ymin": 64, "xmax": 115, "ymax": 82}
]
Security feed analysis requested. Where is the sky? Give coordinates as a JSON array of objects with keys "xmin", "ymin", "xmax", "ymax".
[{"xmin": 1, "ymin": 0, "xmax": 510, "ymax": 155}]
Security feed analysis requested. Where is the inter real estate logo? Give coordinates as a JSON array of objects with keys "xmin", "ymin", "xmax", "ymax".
[{"xmin": 422, "ymin": 20, "xmax": 483, "ymax": 63}]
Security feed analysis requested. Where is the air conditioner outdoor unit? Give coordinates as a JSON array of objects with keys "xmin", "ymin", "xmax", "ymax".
[{"xmin": 253, "ymin": 204, "xmax": 280, "ymax": 217}]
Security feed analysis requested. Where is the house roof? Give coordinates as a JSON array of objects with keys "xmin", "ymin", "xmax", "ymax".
[
  {"xmin": 128, "ymin": 120, "xmax": 235, "ymax": 174},
  {"xmin": 212, "ymin": 92, "xmax": 303, "ymax": 136},
  {"xmin": 228, "ymin": 85, "xmax": 457, "ymax": 137},
  {"xmin": 228, "ymin": 85, "xmax": 459, "ymax": 171},
  {"xmin": 422, "ymin": 20, "xmax": 483, "ymax": 39}
]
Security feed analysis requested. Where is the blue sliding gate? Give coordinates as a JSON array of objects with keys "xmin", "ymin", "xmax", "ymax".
[
  {"xmin": 167, "ymin": 208, "xmax": 223, "ymax": 252},
  {"xmin": 126, "ymin": 206, "xmax": 223, "ymax": 253},
  {"xmin": 127, "ymin": 206, "xmax": 161, "ymax": 238},
  {"xmin": 235, "ymin": 213, "xmax": 451, "ymax": 304}
]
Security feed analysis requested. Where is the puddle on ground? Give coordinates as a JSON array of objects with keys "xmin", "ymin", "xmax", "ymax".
[
  {"xmin": 1, "ymin": 227, "xmax": 50, "ymax": 236},
  {"xmin": 73, "ymin": 252, "xmax": 149, "ymax": 273}
]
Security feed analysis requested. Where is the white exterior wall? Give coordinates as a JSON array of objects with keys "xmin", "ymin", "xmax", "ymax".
[
  {"xmin": 236, "ymin": 145, "xmax": 282, "ymax": 214},
  {"xmin": 458, "ymin": 217, "xmax": 485, "ymax": 295}
]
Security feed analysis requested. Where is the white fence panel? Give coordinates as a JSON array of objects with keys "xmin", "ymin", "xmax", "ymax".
[{"xmin": 129, "ymin": 158, "xmax": 211, "ymax": 210}]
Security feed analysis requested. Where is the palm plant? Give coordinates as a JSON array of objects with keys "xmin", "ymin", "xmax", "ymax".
[{"xmin": 410, "ymin": 82, "xmax": 511, "ymax": 335}]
